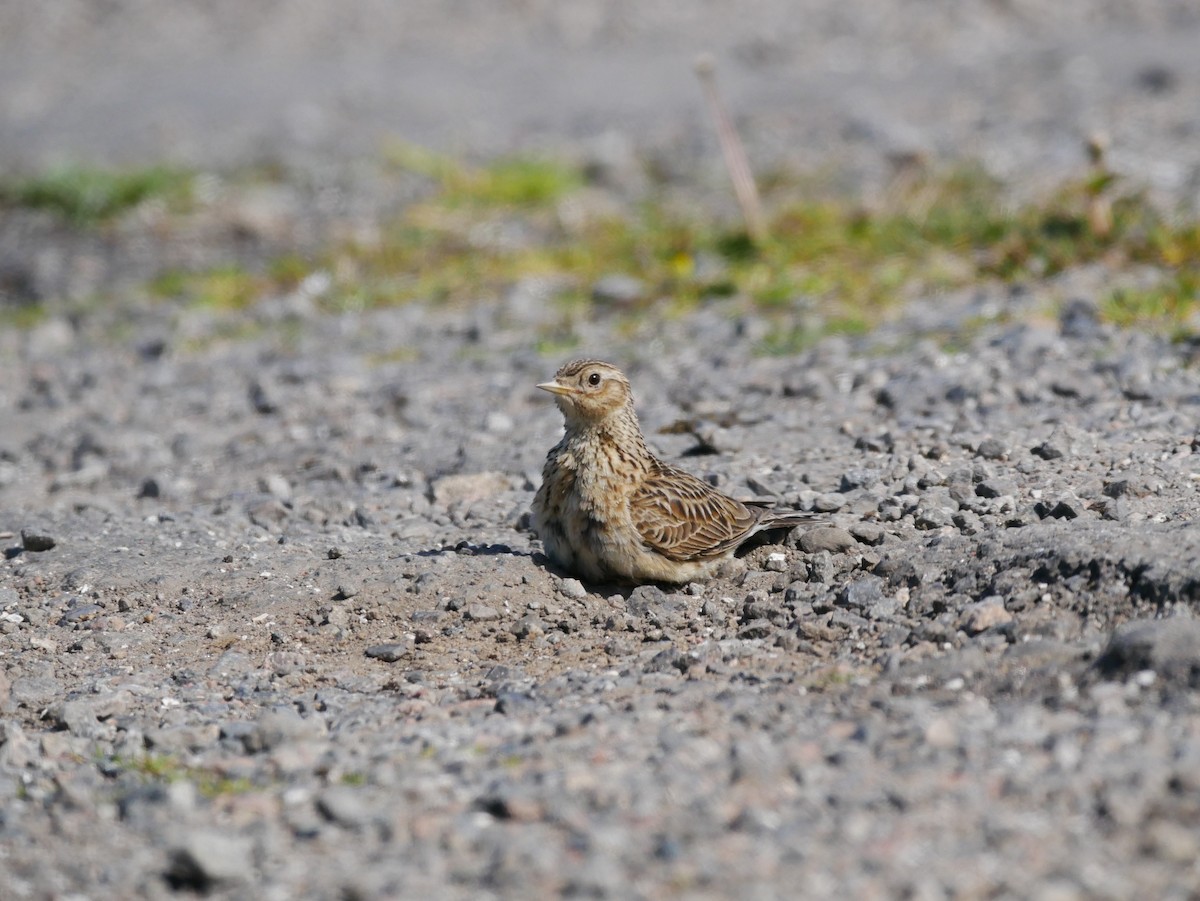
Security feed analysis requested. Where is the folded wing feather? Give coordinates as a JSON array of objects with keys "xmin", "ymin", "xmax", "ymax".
[{"xmin": 630, "ymin": 461, "xmax": 761, "ymax": 561}]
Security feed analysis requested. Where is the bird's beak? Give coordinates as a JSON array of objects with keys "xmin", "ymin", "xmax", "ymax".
[{"xmin": 537, "ymin": 380, "xmax": 573, "ymax": 397}]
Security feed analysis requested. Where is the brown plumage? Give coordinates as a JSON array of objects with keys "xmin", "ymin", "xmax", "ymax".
[{"xmin": 530, "ymin": 359, "xmax": 820, "ymax": 584}]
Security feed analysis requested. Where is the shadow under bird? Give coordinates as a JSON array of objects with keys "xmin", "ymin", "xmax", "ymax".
[{"xmin": 531, "ymin": 359, "xmax": 821, "ymax": 585}]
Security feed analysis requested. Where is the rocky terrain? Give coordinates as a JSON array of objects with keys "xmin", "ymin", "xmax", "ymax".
[
  {"xmin": 3, "ymin": 2, "xmax": 1200, "ymax": 900},
  {"xmin": 3, "ymin": 291, "xmax": 1200, "ymax": 899}
]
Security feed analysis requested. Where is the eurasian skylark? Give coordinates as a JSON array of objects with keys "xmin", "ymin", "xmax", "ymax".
[{"xmin": 531, "ymin": 359, "xmax": 820, "ymax": 584}]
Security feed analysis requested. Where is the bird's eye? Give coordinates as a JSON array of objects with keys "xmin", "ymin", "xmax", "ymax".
[{"xmin": 587, "ymin": 372, "xmax": 602, "ymax": 386}]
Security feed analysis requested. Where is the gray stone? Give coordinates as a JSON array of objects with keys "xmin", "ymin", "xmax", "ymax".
[
  {"xmin": 245, "ymin": 709, "xmax": 325, "ymax": 752},
  {"xmin": 1032, "ymin": 438, "xmax": 1065, "ymax": 460},
  {"xmin": 511, "ymin": 615, "xmax": 546, "ymax": 639},
  {"xmin": 839, "ymin": 576, "xmax": 886, "ymax": 611},
  {"xmin": 849, "ymin": 522, "xmax": 886, "ymax": 546},
  {"xmin": 464, "ymin": 603, "xmax": 501, "ymax": 622},
  {"xmin": 26, "ymin": 317, "xmax": 75, "ymax": 357},
  {"xmin": 604, "ymin": 636, "xmax": 638, "ymax": 657},
  {"xmin": 20, "ymin": 529, "xmax": 56, "ymax": 552},
  {"xmin": 839, "ymin": 468, "xmax": 881, "ymax": 491},
  {"xmin": 46, "ymin": 699, "xmax": 104, "ymax": 738},
  {"xmin": 1059, "ymin": 297, "xmax": 1103, "ymax": 339},
  {"xmin": 914, "ymin": 505, "xmax": 954, "ymax": 529},
  {"xmin": 829, "ymin": 608, "xmax": 870, "ymax": 631},
  {"xmin": 976, "ymin": 478, "xmax": 1018, "ymax": 499},
  {"xmin": 799, "ymin": 527, "xmax": 857, "ymax": 554},
  {"xmin": 429, "ymin": 471, "xmax": 511, "ymax": 506},
  {"xmin": 959, "ymin": 597, "xmax": 1013, "ymax": 634},
  {"xmin": 248, "ymin": 379, "xmax": 278, "ymax": 415},
  {"xmin": 742, "ymin": 591, "xmax": 783, "ymax": 623},
  {"xmin": 0, "ymin": 722, "xmax": 38, "ymax": 768},
  {"xmin": 692, "ymin": 422, "xmax": 743, "ymax": 454},
  {"xmin": 365, "ymin": 642, "xmax": 412, "ymax": 662},
  {"xmin": 737, "ymin": 619, "xmax": 776, "ymax": 639},
  {"xmin": 1094, "ymin": 618, "xmax": 1200, "ymax": 688},
  {"xmin": 806, "ymin": 551, "xmax": 835, "ymax": 584},
  {"xmin": 1097, "ymin": 497, "xmax": 1129, "ymax": 522},
  {"xmin": 167, "ymin": 831, "xmax": 253, "ymax": 889},
  {"xmin": 1032, "ymin": 425, "xmax": 1095, "ymax": 460},
  {"xmin": 333, "ymin": 582, "xmax": 360, "ymax": 600},
  {"xmin": 324, "ymin": 604, "xmax": 351, "ymax": 627},
  {"xmin": 57, "ymin": 603, "xmax": 104, "ymax": 626},
  {"xmin": 10, "ymin": 673, "xmax": 62, "ymax": 707},
  {"xmin": 812, "ymin": 493, "xmax": 845, "ymax": 513},
  {"xmin": 975, "ymin": 437, "xmax": 1010, "ymax": 460},
  {"xmin": 219, "ymin": 721, "xmax": 258, "ymax": 745},
  {"xmin": 146, "ymin": 724, "xmax": 221, "ymax": 753},
  {"xmin": 644, "ymin": 646, "xmax": 689, "ymax": 674},
  {"xmin": 1036, "ymin": 497, "xmax": 1086, "ymax": 520},
  {"xmin": 209, "ymin": 650, "xmax": 256, "ymax": 678},
  {"xmin": 1104, "ymin": 477, "xmax": 1161, "ymax": 499},
  {"xmin": 557, "ymin": 578, "xmax": 588, "ymax": 599},
  {"xmin": 247, "ymin": 498, "xmax": 290, "ymax": 527},
  {"xmin": 494, "ymin": 691, "xmax": 538, "ymax": 714},
  {"xmin": 627, "ymin": 585, "xmax": 686, "ymax": 629},
  {"xmin": 316, "ymin": 786, "xmax": 374, "ymax": 828},
  {"xmin": 260, "ymin": 472, "xmax": 292, "ymax": 501}
]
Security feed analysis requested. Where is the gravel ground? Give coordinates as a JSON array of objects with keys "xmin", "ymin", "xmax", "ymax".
[
  {"xmin": 3, "ymin": 294, "xmax": 1200, "ymax": 899},
  {"xmin": 3, "ymin": 3, "xmax": 1200, "ymax": 900}
]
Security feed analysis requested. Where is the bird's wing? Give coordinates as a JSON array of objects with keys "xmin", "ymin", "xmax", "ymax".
[{"xmin": 630, "ymin": 461, "xmax": 760, "ymax": 561}]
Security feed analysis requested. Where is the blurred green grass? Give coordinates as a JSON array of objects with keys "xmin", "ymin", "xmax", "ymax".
[
  {"xmin": 0, "ymin": 164, "xmax": 193, "ymax": 224},
  {"xmin": 355, "ymin": 149, "xmax": 1197, "ymax": 334},
  {"xmin": 6, "ymin": 149, "xmax": 1199, "ymax": 343}
]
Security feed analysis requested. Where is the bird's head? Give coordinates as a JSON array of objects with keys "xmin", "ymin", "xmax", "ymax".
[{"xmin": 537, "ymin": 359, "xmax": 634, "ymax": 428}]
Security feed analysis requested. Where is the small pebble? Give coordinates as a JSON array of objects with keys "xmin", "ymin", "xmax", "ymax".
[
  {"xmin": 799, "ymin": 527, "xmax": 857, "ymax": 554},
  {"xmin": 316, "ymin": 786, "xmax": 373, "ymax": 829},
  {"xmin": 21, "ymin": 529, "xmax": 56, "ymax": 552},
  {"xmin": 167, "ymin": 832, "xmax": 252, "ymax": 889},
  {"xmin": 849, "ymin": 523, "xmax": 885, "ymax": 546},
  {"xmin": 975, "ymin": 437, "xmax": 1009, "ymax": 460},
  {"xmin": 557, "ymin": 578, "xmax": 588, "ymax": 599},
  {"xmin": 57, "ymin": 604, "xmax": 104, "ymax": 626},
  {"xmin": 463, "ymin": 603, "xmax": 501, "ymax": 622},
  {"xmin": 511, "ymin": 616, "xmax": 545, "ymax": 639},
  {"xmin": 365, "ymin": 642, "xmax": 412, "ymax": 663},
  {"xmin": 960, "ymin": 597, "xmax": 1013, "ymax": 634}
]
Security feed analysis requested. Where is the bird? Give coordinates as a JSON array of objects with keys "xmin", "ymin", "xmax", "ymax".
[{"xmin": 530, "ymin": 359, "xmax": 821, "ymax": 585}]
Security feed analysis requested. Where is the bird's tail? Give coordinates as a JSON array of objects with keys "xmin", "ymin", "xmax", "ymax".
[{"xmin": 756, "ymin": 509, "xmax": 826, "ymax": 530}]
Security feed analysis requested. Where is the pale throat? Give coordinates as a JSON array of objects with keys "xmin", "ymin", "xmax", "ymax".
[{"xmin": 564, "ymin": 404, "xmax": 651, "ymax": 504}]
